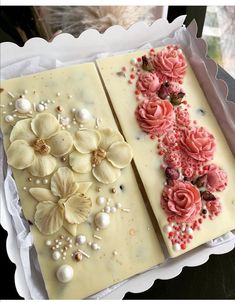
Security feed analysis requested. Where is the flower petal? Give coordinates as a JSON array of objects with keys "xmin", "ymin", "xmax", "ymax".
[
  {"xmin": 7, "ymin": 140, "xmax": 35, "ymax": 170},
  {"xmin": 34, "ymin": 201, "xmax": 64, "ymax": 235},
  {"xmin": 48, "ymin": 130, "xmax": 73, "ymax": 157},
  {"xmin": 92, "ymin": 159, "xmax": 121, "ymax": 184},
  {"xmin": 31, "ymin": 113, "xmax": 60, "ymax": 139},
  {"xmin": 29, "ymin": 188, "xmax": 58, "ymax": 202},
  {"xmin": 74, "ymin": 129, "xmax": 100, "ymax": 154},
  {"xmin": 51, "ymin": 167, "xmax": 78, "ymax": 198},
  {"xmin": 69, "ymin": 151, "xmax": 92, "ymax": 173},
  {"xmin": 76, "ymin": 182, "xmax": 92, "ymax": 194},
  {"xmin": 10, "ymin": 118, "xmax": 36, "ymax": 144},
  {"xmin": 28, "ymin": 153, "xmax": 57, "ymax": 177},
  {"xmin": 64, "ymin": 193, "xmax": 92, "ymax": 224},
  {"xmin": 99, "ymin": 128, "xmax": 124, "ymax": 150},
  {"xmin": 63, "ymin": 220, "xmax": 77, "ymax": 236},
  {"xmin": 106, "ymin": 141, "xmax": 133, "ymax": 168}
]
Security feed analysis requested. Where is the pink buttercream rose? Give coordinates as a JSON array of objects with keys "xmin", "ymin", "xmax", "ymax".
[
  {"xmin": 206, "ymin": 198, "xmax": 222, "ymax": 216},
  {"xmin": 136, "ymin": 72, "xmax": 161, "ymax": 96},
  {"xmin": 135, "ymin": 96, "xmax": 174, "ymax": 135},
  {"xmin": 154, "ymin": 45, "xmax": 187, "ymax": 83},
  {"xmin": 179, "ymin": 127, "xmax": 216, "ymax": 162},
  {"xmin": 175, "ymin": 108, "xmax": 190, "ymax": 127},
  {"xmin": 164, "ymin": 151, "xmax": 181, "ymax": 168},
  {"xmin": 163, "ymin": 131, "xmax": 177, "ymax": 147},
  {"xmin": 204, "ymin": 164, "xmax": 228, "ymax": 192},
  {"xmin": 161, "ymin": 180, "xmax": 202, "ymax": 223}
]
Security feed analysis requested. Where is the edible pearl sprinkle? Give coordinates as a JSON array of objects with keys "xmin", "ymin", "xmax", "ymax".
[
  {"xmin": 91, "ymin": 242, "xmax": 100, "ymax": 250},
  {"xmin": 56, "ymin": 265, "xmax": 73, "ymax": 283},
  {"xmin": 104, "ymin": 206, "xmax": 111, "ymax": 213},
  {"xmin": 15, "ymin": 97, "xmax": 31, "ymax": 113},
  {"xmin": 56, "ymin": 92, "xmax": 61, "ymax": 97},
  {"xmin": 15, "ymin": 98, "xmax": 31, "ymax": 113},
  {"xmin": 4, "ymin": 115, "xmax": 14, "ymax": 123},
  {"xmin": 23, "ymin": 187, "xmax": 27, "ymax": 191},
  {"xmin": 76, "ymin": 234, "xmax": 86, "ymax": 245},
  {"xmin": 110, "ymin": 206, "xmax": 117, "ymax": 213},
  {"xmin": 52, "ymin": 251, "xmax": 61, "ymax": 261},
  {"xmin": 163, "ymin": 224, "xmax": 172, "ymax": 233},
  {"xmin": 130, "ymin": 58, "xmax": 137, "ymax": 65},
  {"xmin": 35, "ymin": 179, "xmax": 41, "ymax": 185},
  {"xmin": 116, "ymin": 202, "xmax": 122, "ymax": 209},
  {"xmin": 45, "ymin": 240, "xmax": 52, "ymax": 246},
  {"xmin": 173, "ymin": 243, "xmax": 181, "ymax": 251},
  {"xmin": 75, "ymin": 108, "xmax": 92, "ymax": 123},
  {"xmin": 42, "ymin": 179, "xmax": 48, "ymax": 185},
  {"xmin": 186, "ymin": 227, "xmax": 193, "ymax": 235},
  {"xmin": 36, "ymin": 103, "xmax": 45, "ymax": 112},
  {"xmin": 113, "ymin": 250, "xmax": 118, "ymax": 256},
  {"xmin": 95, "ymin": 212, "xmax": 110, "ymax": 229},
  {"xmin": 96, "ymin": 196, "xmax": 106, "ymax": 205}
]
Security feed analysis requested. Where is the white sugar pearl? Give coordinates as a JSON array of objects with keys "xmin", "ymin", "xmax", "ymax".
[
  {"xmin": 96, "ymin": 196, "xmax": 106, "ymax": 205},
  {"xmin": 71, "ymin": 108, "xmax": 76, "ymax": 113},
  {"xmin": 45, "ymin": 240, "xmax": 52, "ymax": 246},
  {"xmin": 116, "ymin": 202, "xmax": 122, "ymax": 209},
  {"xmin": 110, "ymin": 206, "xmax": 117, "ymax": 213},
  {"xmin": 95, "ymin": 212, "xmax": 110, "ymax": 229},
  {"xmin": 56, "ymin": 264, "xmax": 73, "ymax": 283},
  {"xmin": 15, "ymin": 97, "xmax": 31, "ymax": 113},
  {"xmin": 75, "ymin": 108, "xmax": 92, "ymax": 123},
  {"xmin": 186, "ymin": 227, "xmax": 193, "ymax": 235},
  {"xmin": 35, "ymin": 103, "xmax": 44, "ymax": 112},
  {"xmin": 52, "ymin": 251, "xmax": 61, "ymax": 261},
  {"xmin": 42, "ymin": 179, "xmax": 48, "ymax": 185},
  {"xmin": 91, "ymin": 242, "xmax": 100, "ymax": 250},
  {"xmin": 104, "ymin": 206, "xmax": 111, "ymax": 213},
  {"xmin": 35, "ymin": 179, "xmax": 41, "ymax": 185},
  {"xmin": 76, "ymin": 234, "xmax": 86, "ymax": 245},
  {"xmin": 4, "ymin": 115, "xmax": 14, "ymax": 123},
  {"xmin": 173, "ymin": 243, "xmax": 181, "ymax": 251},
  {"xmin": 130, "ymin": 58, "xmax": 137, "ymax": 65},
  {"xmin": 163, "ymin": 224, "xmax": 172, "ymax": 233}
]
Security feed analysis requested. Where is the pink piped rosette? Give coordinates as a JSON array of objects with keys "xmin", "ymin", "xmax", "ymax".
[{"xmin": 126, "ymin": 44, "xmax": 228, "ymax": 252}]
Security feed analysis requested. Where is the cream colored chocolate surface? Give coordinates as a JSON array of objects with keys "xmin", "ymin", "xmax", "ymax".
[
  {"xmin": 0, "ymin": 63, "xmax": 164, "ymax": 299},
  {"xmin": 97, "ymin": 48, "xmax": 235, "ymax": 257}
]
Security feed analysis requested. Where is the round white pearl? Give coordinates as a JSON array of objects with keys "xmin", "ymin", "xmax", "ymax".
[
  {"xmin": 45, "ymin": 240, "xmax": 52, "ymax": 246},
  {"xmin": 75, "ymin": 108, "xmax": 92, "ymax": 123},
  {"xmin": 15, "ymin": 97, "xmax": 31, "ymax": 113},
  {"xmin": 173, "ymin": 243, "xmax": 181, "ymax": 251},
  {"xmin": 35, "ymin": 179, "xmax": 41, "ymax": 185},
  {"xmin": 130, "ymin": 58, "xmax": 137, "ymax": 65},
  {"xmin": 56, "ymin": 264, "xmax": 73, "ymax": 283},
  {"xmin": 116, "ymin": 202, "xmax": 122, "ymax": 209},
  {"xmin": 186, "ymin": 227, "xmax": 193, "ymax": 235},
  {"xmin": 36, "ymin": 104, "xmax": 45, "ymax": 112},
  {"xmin": 42, "ymin": 179, "xmax": 48, "ymax": 185},
  {"xmin": 76, "ymin": 234, "xmax": 86, "ymax": 245},
  {"xmin": 95, "ymin": 212, "xmax": 110, "ymax": 229},
  {"xmin": 163, "ymin": 224, "xmax": 172, "ymax": 233},
  {"xmin": 91, "ymin": 242, "xmax": 100, "ymax": 250},
  {"xmin": 4, "ymin": 115, "xmax": 14, "ymax": 123},
  {"xmin": 110, "ymin": 206, "xmax": 117, "ymax": 213},
  {"xmin": 52, "ymin": 251, "xmax": 61, "ymax": 261},
  {"xmin": 96, "ymin": 196, "xmax": 106, "ymax": 205},
  {"xmin": 104, "ymin": 206, "xmax": 111, "ymax": 214}
]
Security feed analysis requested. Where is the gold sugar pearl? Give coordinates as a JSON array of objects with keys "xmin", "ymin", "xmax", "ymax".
[
  {"xmin": 27, "ymin": 177, "xmax": 32, "ymax": 182},
  {"xmin": 74, "ymin": 251, "xmax": 83, "ymax": 262},
  {"xmin": 56, "ymin": 105, "xmax": 63, "ymax": 112},
  {"xmin": 111, "ymin": 187, "xmax": 116, "ymax": 193},
  {"xmin": 61, "ymin": 156, "xmax": 67, "ymax": 162},
  {"xmin": 97, "ymin": 187, "xmax": 101, "ymax": 192}
]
